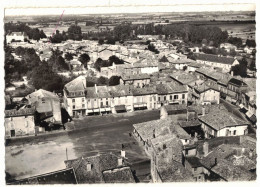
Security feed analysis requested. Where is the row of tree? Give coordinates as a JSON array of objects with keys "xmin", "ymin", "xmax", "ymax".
[{"xmin": 5, "ymin": 22, "xmax": 47, "ymax": 41}]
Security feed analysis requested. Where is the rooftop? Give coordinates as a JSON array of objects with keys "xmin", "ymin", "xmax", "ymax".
[
  {"xmin": 199, "ymin": 107, "xmax": 248, "ymax": 130},
  {"xmin": 64, "ymin": 153, "xmax": 131, "ymax": 183},
  {"xmin": 64, "ymin": 76, "xmax": 86, "ymax": 92},
  {"xmin": 195, "ymin": 53, "xmax": 236, "ymax": 65}
]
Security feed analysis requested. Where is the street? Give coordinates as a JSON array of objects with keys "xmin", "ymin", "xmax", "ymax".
[{"xmin": 6, "ymin": 110, "xmax": 160, "ymax": 182}]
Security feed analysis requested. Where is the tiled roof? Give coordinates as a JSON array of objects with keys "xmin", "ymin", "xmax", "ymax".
[
  {"xmin": 64, "ymin": 76, "xmax": 86, "ymax": 92},
  {"xmin": 195, "ymin": 53, "xmax": 236, "ymax": 65},
  {"xmin": 158, "ymin": 161, "xmax": 194, "ymax": 182},
  {"xmin": 156, "ymin": 83, "xmax": 188, "ymax": 94},
  {"xmin": 8, "ymin": 168, "xmax": 77, "ymax": 184},
  {"xmin": 102, "ymin": 167, "xmax": 135, "ymax": 183},
  {"xmin": 178, "ymin": 120, "xmax": 201, "ymax": 128},
  {"xmin": 26, "ymin": 89, "xmax": 59, "ymax": 102},
  {"xmin": 170, "ymin": 71, "xmax": 198, "ymax": 85},
  {"xmin": 5, "ymin": 107, "xmax": 35, "ymax": 117},
  {"xmin": 186, "ymin": 156, "xmax": 204, "ymax": 168},
  {"xmin": 64, "ymin": 153, "xmax": 130, "ymax": 183},
  {"xmin": 199, "ymin": 107, "xmax": 249, "ymax": 130},
  {"xmin": 121, "ymin": 73, "xmax": 150, "ymax": 81}
]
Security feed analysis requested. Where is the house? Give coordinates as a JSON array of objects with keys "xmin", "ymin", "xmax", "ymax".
[
  {"xmin": 195, "ymin": 53, "xmax": 239, "ymax": 73},
  {"xmin": 70, "ymin": 59, "xmax": 82, "ymax": 70},
  {"xmin": 6, "ymin": 32, "xmax": 29, "ymax": 44},
  {"xmin": 198, "ymin": 105, "xmax": 249, "ymax": 138},
  {"xmin": 4, "ymin": 107, "xmax": 36, "ymax": 138},
  {"xmin": 184, "ymin": 157, "xmax": 210, "ymax": 181},
  {"xmin": 64, "ymin": 152, "xmax": 135, "ymax": 183},
  {"xmin": 220, "ymin": 43, "xmax": 237, "ymax": 52},
  {"xmin": 63, "ymin": 76, "xmax": 87, "ymax": 117},
  {"xmin": 201, "ymin": 143, "xmax": 256, "ymax": 181},
  {"xmin": 156, "ymin": 83, "xmax": 188, "ymax": 106},
  {"xmin": 26, "ymin": 89, "xmax": 62, "ymax": 125},
  {"xmin": 8, "ymin": 168, "xmax": 77, "ymax": 184},
  {"xmin": 226, "ymin": 78, "xmax": 248, "ymax": 104},
  {"xmin": 192, "ymin": 83, "xmax": 220, "ymax": 105},
  {"xmin": 120, "ymin": 73, "xmax": 150, "ymax": 88}
]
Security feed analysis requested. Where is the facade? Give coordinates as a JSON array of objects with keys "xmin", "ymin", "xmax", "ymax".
[
  {"xmin": 26, "ymin": 89, "xmax": 62, "ymax": 124},
  {"xmin": 63, "ymin": 76, "xmax": 87, "ymax": 117},
  {"xmin": 120, "ymin": 73, "xmax": 150, "ymax": 88},
  {"xmin": 199, "ymin": 106, "xmax": 249, "ymax": 138},
  {"xmin": 4, "ymin": 107, "xmax": 36, "ymax": 138},
  {"xmin": 195, "ymin": 53, "xmax": 239, "ymax": 73},
  {"xmin": 192, "ymin": 84, "xmax": 220, "ymax": 105}
]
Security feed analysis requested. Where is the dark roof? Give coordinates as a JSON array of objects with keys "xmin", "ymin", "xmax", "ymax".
[
  {"xmin": 8, "ymin": 168, "xmax": 77, "ymax": 185},
  {"xmin": 158, "ymin": 161, "xmax": 194, "ymax": 182},
  {"xmin": 159, "ymin": 55, "xmax": 169, "ymax": 62},
  {"xmin": 178, "ymin": 120, "xmax": 201, "ymax": 128},
  {"xmin": 228, "ymin": 78, "xmax": 247, "ymax": 87},
  {"xmin": 195, "ymin": 53, "xmax": 236, "ymax": 65},
  {"xmin": 5, "ymin": 107, "xmax": 35, "ymax": 117},
  {"xmin": 186, "ymin": 157, "xmax": 204, "ymax": 168},
  {"xmin": 64, "ymin": 153, "xmax": 130, "ymax": 183}
]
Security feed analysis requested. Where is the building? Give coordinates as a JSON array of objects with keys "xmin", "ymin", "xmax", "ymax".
[
  {"xmin": 63, "ymin": 76, "xmax": 87, "ymax": 117},
  {"xmin": 4, "ymin": 107, "xmax": 36, "ymax": 138},
  {"xmin": 199, "ymin": 105, "xmax": 249, "ymax": 138},
  {"xmin": 64, "ymin": 152, "xmax": 135, "ymax": 183},
  {"xmin": 192, "ymin": 83, "xmax": 220, "ymax": 105},
  {"xmin": 120, "ymin": 73, "xmax": 150, "ymax": 88},
  {"xmin": 6, "ymin": 32, "xmax": 29, "ymax": 44},
  {"xmin": 26, "ymin": 89, "xmax": 62, "ymax": 125},
  {"xmin": 220, "ymin": 43, "xmax": 237, "ymax": 52},
  {"xmin": 8, "ymin": 168, "xmax": 77, "ymax": 184},
  {"xmin": 195, "ymin": 53, "xmax": 239, "ymax": 73}
]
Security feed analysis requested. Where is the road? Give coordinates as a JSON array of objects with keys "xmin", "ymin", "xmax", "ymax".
[{"xmin": 6, "ymin": 110, "xmax": 160, "ymax": 182}]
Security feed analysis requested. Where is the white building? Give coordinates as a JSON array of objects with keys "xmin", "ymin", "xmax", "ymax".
[{"xmin": 6, "ymin": 32, "xmax": 29, "ymax": 44}]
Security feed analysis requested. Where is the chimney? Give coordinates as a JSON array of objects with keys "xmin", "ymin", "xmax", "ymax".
[
  {"xmin": 203, "ymin": 142, "xmax": 209, "ymax": 156},
  {"xmin": 87, "ymin": 162, "xmax": 91, "ymax": 171},
  {"xmin": 231, "ymin": 71, "xmax": 234, "ymax": 76},
  {"xmin": 121, "ymin": 150, "xmax": 126, "ymax": 158},
  {"xmin": 118, "ymin": 158, "xmax": 123, "ymax": 166},
  {"xmin": 94, "ymin": 84, "xmax": 98, "ymax": 94},
  {"xmin": 202, "ymin": 107, "xmax": 205, "ymax": 116}
]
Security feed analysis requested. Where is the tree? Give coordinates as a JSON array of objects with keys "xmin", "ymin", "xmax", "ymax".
[
  {"xmin": 94, "ymin": 58, "xmax": 103, "ymax": 72},
  {"xmin": 67, "ymin": 25, "xmax": 82, "ymax": 40},
  {"xmin": 15, "ymin": 46, "xmax": 25, "ymax": 57},
  {"xmin": 109, "ymin": 55, "xmax": 124, "ymax": 65},
  {"xmin": 228, "ymin": 37, "xmax": 242, "ymax": 48},
  {"xmin": 231, "ymin": 58, "xmax": 248, "ymax": 77},
  {"xmin": 109, "ymin": 76, "xmax": 120, "ymax": 86},
  {"xmin": 246, "ymin": 39, "xmax": 256, "ymax": 47},
  {"xmin": 98, "ymin": 38, "xmax": 104, "ymax": 45},
  {"xmin": 97, "ymin": 76, "xmax": 108, "ymax": 85},
  {"xmin": 65, "ymin": 52, "xmax": 73, "ymax": 61},
  {"xmin": 79, "ymin": 53, "xmax": 90, "ymax": 69},
  {"xmin": 106, "ymin": 37, "xmax": 116, "ymax": 45},
  {"xmin": 148, "ymin": 44, "xmax": 159, "ymax": 54}
]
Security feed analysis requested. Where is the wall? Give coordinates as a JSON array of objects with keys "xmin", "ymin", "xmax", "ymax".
[
  {"xmin": 218, "ymin": 125, "xmax": 248, "ymax": 137},
  {"xmin": 5, "ymin": 115, "xmax": 35, "ymax": 138},
  {"xmin": 199, "ymin": 89, "xmax": 220, "ymax": 104}
]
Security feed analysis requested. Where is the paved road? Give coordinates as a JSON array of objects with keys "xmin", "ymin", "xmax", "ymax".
[{"xmin": 6, "ymin": 110, "xmax": 160, "ymax": 182}]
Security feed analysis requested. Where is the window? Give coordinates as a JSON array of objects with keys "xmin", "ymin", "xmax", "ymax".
[
  {"xmin": 185, "ymin": 139, "xmax": 188, "ymax": 143},
  {"xmin": 164, "ymin": 96, "xmax": 166, "ymax": 101},
  {"xmin": 72, "ymin": 99, "xmax": 75, "ymax": 103},
  {"xmin": 170, "ymin": 95, "xmax": 172, "ymax": 100},
  {"xmin": 182, "ymin": 94, "xmax": 185, "ymax": 99},
  {"xmin": 82, "ymin": 104, "xmax": 85, "ymax": 108},
  {"xmin": 198, "ymin": 176, "xmax": 201, "ymax": 179},
  {"xmin": 106, "ymin": 101, "xmax": 109, "ymax": 106},
  {"xmin": 174, "ymin": 95, "xmax": 178, "ymax": 99},
  {"xmin": 158, "ymin": 97, "xmax": 160, "ymax": 102},
  {"xmin": 233, "ymin": 130, "xmax": 236, "ymax": 135},
  {"xmin": 73, "ymin": 105, "xmax": 75, "ymax": 109},
  {"xmin": 82, "ymin": 98, "xmax": 84, "ymax": 102}
]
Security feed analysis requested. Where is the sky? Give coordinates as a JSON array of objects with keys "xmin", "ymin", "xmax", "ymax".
[{"xmin": 4, "ymin": 0, "xmax": 256, "ymax": 16}]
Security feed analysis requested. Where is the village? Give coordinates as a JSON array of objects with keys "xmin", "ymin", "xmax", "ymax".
[{"xmin": 4, "ymin": 11, "xmax": 256, "ymax": 184}]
